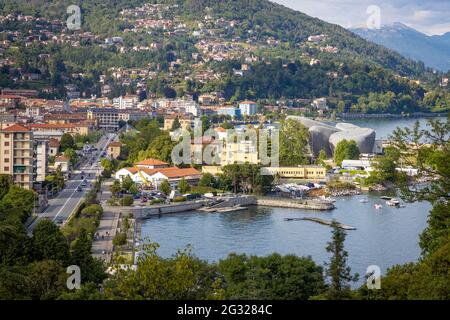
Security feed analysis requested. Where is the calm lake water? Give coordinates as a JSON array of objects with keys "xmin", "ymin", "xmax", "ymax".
[
  {"xmin": 140, "ymin": 117, "xmax": 442, "ymax": 285},
  {"xmin": 141, "ymin": 195, "xmax": 431, "ymax": 286}
]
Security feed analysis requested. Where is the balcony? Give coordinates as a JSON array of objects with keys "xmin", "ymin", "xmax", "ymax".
[{"xmin": 13, "ymin": 165, "xmax": 31, "ymax": 174}]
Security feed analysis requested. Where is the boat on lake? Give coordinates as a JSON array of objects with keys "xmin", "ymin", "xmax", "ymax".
[
  {"xmin": 386, "ymin": 198, "xmax": 401, "ymax": 207},
  {"xmin": 374, "ymin": 204, "xmax": 383, "ymax": 209},
  {"xmin": 360, "ymin": 199, "xmax": 369, "ymax": 203}
]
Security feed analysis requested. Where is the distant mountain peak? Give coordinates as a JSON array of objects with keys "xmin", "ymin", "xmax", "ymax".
[{"xmin": 351, "ymin": 23, "xmax": 450, "ymax": 71}]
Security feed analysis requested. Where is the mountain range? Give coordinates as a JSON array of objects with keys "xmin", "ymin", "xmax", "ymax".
[{"xmin": 351, "ymin": 23, "xmax": 450, "ymax": 72}]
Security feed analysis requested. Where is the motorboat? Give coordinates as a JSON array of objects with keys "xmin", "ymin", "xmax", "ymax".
[
  {"xmin": 386, "ymin": 198, "xmax": 401, "ymax": 207},
  {"xmin": 360, "ymin": 199, "xmax": 369, "ymax": 203},
  {"xmin": 373, "ymin": 204, "xmax": 383, "ymax": 210}
]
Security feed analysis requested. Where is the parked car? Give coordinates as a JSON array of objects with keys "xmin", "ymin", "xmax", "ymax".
[{"xmin": 77, "ymin": 186, "xmax": 82, "ymax": 192}]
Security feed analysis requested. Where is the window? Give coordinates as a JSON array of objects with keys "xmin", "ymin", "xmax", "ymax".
[
  {"xmin": 4, "ymin": 142, "xmax": 9, "ymax": 146},
  {"xmin": 4, "ymin": 150, "xmax": 8, "ymax": 154},
  {"xmin": 4, "ymin": 158, "xmax": 9, "ymax": 163},
  {"xmin": 4, "ymin": 167, "xmax": 9, "ymax": 171},
  {"xmin": 4, "ymin": 134, "xmax": 9, "ymax": 138}
]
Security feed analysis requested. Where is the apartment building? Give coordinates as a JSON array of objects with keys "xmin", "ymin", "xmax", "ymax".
[
  {"xmin": 87, "ymin": 108, "xmax": 119, "ymax": 131},
  {"xmin": 0, "ymin": 124, "xmax": 34, "ymax": 189},
  {"xmin": 113, "ymin": 95, "xmax": 139, "ymax": 109},
  {"xmin": 34, "ymin": 140, "xmax": 48, "ymax": 182},
  {"xmin": 239, "ymin": 101, "xmax": 258, "ymax": 116}
]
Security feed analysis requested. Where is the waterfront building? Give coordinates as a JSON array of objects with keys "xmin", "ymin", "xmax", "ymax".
[
  {"xmin": 261, "ymin": 165, "xmax": 327, "ymax": 180},
  {"xmin": 115, "ymin": 166, "xmax": 202, "ymax": 189}
]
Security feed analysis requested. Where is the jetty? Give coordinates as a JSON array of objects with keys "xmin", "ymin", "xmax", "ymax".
[{"xmin": 284, "ymin": 217, "xmax": 356, "ymax": 230}]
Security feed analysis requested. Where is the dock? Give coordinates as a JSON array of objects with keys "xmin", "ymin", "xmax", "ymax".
[{"xmin": 284, "ymin": 217, "xmax": 356, "ymax": 230}]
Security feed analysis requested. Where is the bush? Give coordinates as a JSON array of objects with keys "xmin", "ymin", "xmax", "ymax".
[
  {"xmin": 120, "ymin": 195, "xmax": 134, "ymax": 206},
  {"xmin": 112, "ymin": 232, "xmax": 127, "ymax": 247},
  {"xmin": 80, "ymin": 204, "xmax": 103, "ymax": 219},
  {"xmin": 150, "ymin": 198, "xmax": 164, "ymax": 205},
  {"xmin": 172, "ymin": 196, "xmax": 187, "ymax": 203}
]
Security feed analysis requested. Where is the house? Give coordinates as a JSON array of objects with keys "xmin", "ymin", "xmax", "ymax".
[
  {"xmin": 48, "ymin": 138, "xmax": 60, "ymax": 156},
  {"xmin": 107, "ymin": 141, "xmax": 122, "ymax": 159}
]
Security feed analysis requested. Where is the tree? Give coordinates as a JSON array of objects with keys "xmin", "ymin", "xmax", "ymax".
[
  {"xmin": 110, "ymin": 180, "xmax": 121, "ymax": 197},
  {"xmin": 334, "ymin": 139, "xmax": 360, "ymax": 166},
  {"xmin": 279, "ymin": 118, "xmax": 310, "ymax": 166},
  {"xmin": 177, "ymin": 178, "xmax": 191, "ymax": 194},
  {"xmin": 145, "ymin": 134, "xmax": 175, "ymax": 163},
  {"xmin": 159, "ymin": 179, "xmax": 172, "ymax": 195},
  {"xmin": 0, "ymin": 175, "xmax": 11, "ymax": 201},
  {"xmin": 102, "ymin": 242, "xmax": 223, "ymax": 300},
  {"xmin": 31, "ymin": 219, "xmax": 70, "ymax": 264},
  {"xmin": 324, "ymin": 221, "xmax": 359, "ymax": 300},
  {"xmin": 171, "ymin": 117, "xmax": 181, "ymax": 131},
  {"xmin": 120, "ymin": 195, "xmax": 134, "ymax": 206},
  {"xmin": 121, "ymin": 175, "xmax": 134, "ymax": 193},
  {"xmin": 218, "ymin": 253, "xmax": 325, "ymax": 300},
  {"xmin": 199, "ymin": 173, "xmax": 216, "ymax": 188},
  {"xmin": 60, "ymin": 133, "xmax": 74, "ymax": 151},
  {"xmin": 317, "ymin": 149, "xmax": 327, "ymax": 166},
  {"xmin": 368, "ymin": 146, "xmax": 401, "ymax": 184},
  {"xmin": 64, "ymin": 148, "xmax": 78, "ymax": 166}
]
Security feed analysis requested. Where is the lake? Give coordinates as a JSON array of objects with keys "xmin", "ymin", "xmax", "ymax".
[{"xmin": 140, "ymin": 117, "xmax": 442, "ymax": 285}]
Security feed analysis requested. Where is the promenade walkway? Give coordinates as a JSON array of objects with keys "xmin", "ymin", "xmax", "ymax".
[{"xmin": 91, "ymin": 180, "xmax": 120, "ymax": 263}]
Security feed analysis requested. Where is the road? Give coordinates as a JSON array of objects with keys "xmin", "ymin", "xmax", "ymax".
[{"xmin": 27, "ymin": 132, "xmax": 117, "ymax": 232}]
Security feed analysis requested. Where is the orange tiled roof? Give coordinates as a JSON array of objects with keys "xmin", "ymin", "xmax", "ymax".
[
  {"xmin": 1, "ymin": 123, "xmax": 31, "ymax": 132},
  {"xmin": 136, "ymin": 158, "xmax": 168, "ymax": 166}
]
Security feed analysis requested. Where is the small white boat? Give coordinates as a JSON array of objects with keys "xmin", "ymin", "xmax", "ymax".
[
  {"xmin": 386, "ymin": 198, "xmax": 401, "ymax": 207},
  {"xmin": 360, "ymin": 199, "xmax": 369, "ymax": 203},
  {"xmin": 374, "ymin": 204, "xmax": 383, "ymax": 210}
]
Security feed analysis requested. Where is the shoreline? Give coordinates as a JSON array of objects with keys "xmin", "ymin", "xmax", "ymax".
[{"xmin": 337, "ymin": 112, "xmax": 447, "ymax": 120}]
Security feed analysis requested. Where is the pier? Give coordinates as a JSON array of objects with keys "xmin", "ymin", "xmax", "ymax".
[{"xmin": 284, "ymin": 217, "xmax": 356, "ymax": 230}]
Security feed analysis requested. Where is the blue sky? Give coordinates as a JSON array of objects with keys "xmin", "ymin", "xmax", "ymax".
[{"xmin": 273, "ymin": 0, "xmax": 450, "ymax": 35}]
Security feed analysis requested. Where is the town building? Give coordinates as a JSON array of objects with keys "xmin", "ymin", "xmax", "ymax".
[
  {"xmin": 115, "ymin": 165, "xmax": 201, "ymax": 190},
  {"xmin": 239, "ymin": 101, "xmax": 258, "ymax": 116},
  {"xmin": 34, "ymin": 140, "xmax": 48, "ymax": 182},
  {"xmin": 107, "ymin": 141, "xmax": 122, "ymax": 159},
  {"xmin": 163, "ymin": 115, "xmax": 193, "ymax": 131},
  {"xmin": 87, "ymin": 108, "xmax": 119, "ymax": 131},
  {"xmin": 0, "ymin": 124, "xmax": 34, "ymax": 189},
  {"xmin": 113, "ymin": 95, "xmax": 139, "ymax": 109}
]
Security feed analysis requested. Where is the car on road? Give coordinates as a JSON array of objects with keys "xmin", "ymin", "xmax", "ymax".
[
  {"xmin": 55, "ymin": 217, "xmax": 64, "ymax": 225},
  {"xmin": 81, "ymin": 180, "xmax": 87, "ymax": 187},
  {"xmin": 77, "ymin": 186, "xmax": 82, "ymax": 192}
]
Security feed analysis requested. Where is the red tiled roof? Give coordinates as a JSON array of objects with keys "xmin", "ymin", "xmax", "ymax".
[
  {"xmin": 108, "ymin": 141, "xmax": 122, "ymax": 147},
  {"xmin": 1, "ymin": 123, "xmax": 31, "ymax": 132}
]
